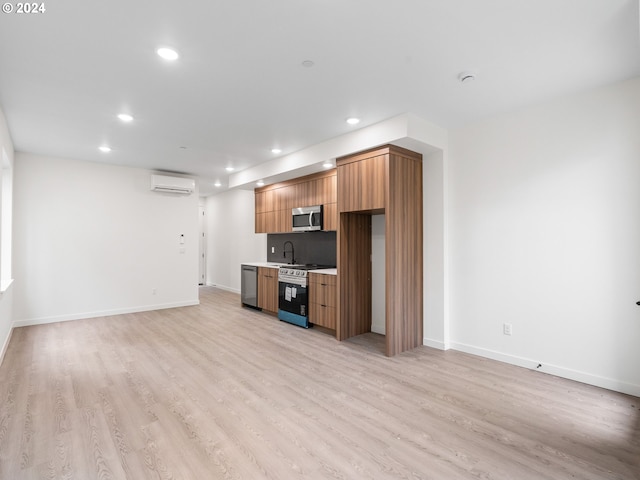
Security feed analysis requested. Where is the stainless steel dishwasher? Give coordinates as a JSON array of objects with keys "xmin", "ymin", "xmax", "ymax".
[{"xmin": 241, "ymin": 264, "xmax": 258, "ymax": 308}]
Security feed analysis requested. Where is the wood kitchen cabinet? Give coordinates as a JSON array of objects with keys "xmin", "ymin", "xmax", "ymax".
[
  {"xmin": 337, "ymin": 145, "xmax": 423, "ymax": 356},
  {"xmin": 322, "ymin": 203, "xmax": 337, "ymax": 231},
  {"xmin": 308, "ymin": 272, "xmax": 336, "ymax": 330},
  {"xmin": 257, "ymin": 266, "xmax": 279, "ymax": 313},
  {"xmin": 255, "ymin": 169, "xmax": 337, "ymax": 233},
  {"xmin": 256, "ymin": 210, "xmax": 290, "ymax": 234},
  {"xmin": 337, "ymin": 150, "xmax": 386, "ymax": 212}
]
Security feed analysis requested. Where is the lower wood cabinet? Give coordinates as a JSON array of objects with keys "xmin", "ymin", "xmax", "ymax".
[
  {"xmin": 309, "ymin": 273, "xmax": 336, "ymax": 329},
  {"xmin": 258, "ymin": 267, "xmax": 279, "ymax": 313}
]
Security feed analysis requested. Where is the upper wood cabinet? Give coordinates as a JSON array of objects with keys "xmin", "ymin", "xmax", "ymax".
[
  {"xmin": 323, "ymin": 203, "xmax": 337, "ymax": 231},
  {"xmin": 337, "ymin": 151, "xmax": 387, "ymax": 213},
  {"xmin": 255, "ymin": 169, "xmax": 337, "ymax": 233}
]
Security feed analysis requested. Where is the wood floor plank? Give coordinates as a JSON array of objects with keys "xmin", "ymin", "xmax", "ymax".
[{"xmin": 0, "ymin": 287, "xmax": 638, "ymax": 479}]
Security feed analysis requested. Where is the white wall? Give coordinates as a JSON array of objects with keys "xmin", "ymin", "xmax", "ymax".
[
  {"xmin": 13, "ymin": 153, "xmax": 200, "ymax": 325},
  {"xmin": 204, "ymin": 189, "xmax": 266, "ymax": 292},
  {"xmin": 448, "ymin": 77, "xmax": 640, "ymax": 396},
  {"xmin": 371, "ymin": 214, "xmax": 385, "ymax": 335},
  {"xmin": 0, "ymin": 107, "xmax": 14, "ymax": 361},
  {"xmin": 423, "ymin": 149, "xmax": 448, "ymax": 349}
]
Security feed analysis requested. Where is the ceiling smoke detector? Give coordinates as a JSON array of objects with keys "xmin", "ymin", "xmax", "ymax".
[{"xmin": 458, "ymin": 72, "xmax": 476, "ymax": 84}]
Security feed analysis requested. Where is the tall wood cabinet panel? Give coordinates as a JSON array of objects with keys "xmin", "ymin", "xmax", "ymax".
[
  {"xmin": 254, "ymin": 169, "xmax": 337, "ymax": 233},
  {"xmin": 336, "ymin": 145, "xmax": 423, "ymax": 356},
  {"xmin": 337, "ymin": 213, "xmax": 372, "ymax": 340},
  {"xmin": 385, "ymin": 148, "xmax": 423, "ymax": 355}
]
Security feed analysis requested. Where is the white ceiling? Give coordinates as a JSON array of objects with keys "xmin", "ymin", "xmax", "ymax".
[{"xmin": 1, "ymin": 0, "xmax": 638, "ymax": 195}]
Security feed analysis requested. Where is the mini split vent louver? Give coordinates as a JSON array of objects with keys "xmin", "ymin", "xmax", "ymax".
[{"xmin": 150, "ymin": 174, "xmax": 195, "ymax": 194}]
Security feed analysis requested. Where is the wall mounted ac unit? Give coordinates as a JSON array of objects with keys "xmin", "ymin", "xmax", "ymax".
[{"xmin": 150, "ymin": 174, "xmax": 195, "ymax": 194}]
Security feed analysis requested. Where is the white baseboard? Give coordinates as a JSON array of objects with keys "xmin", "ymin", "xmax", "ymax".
[
  {"xmin": 0, "ymin": 324, "xmax": 13, "ymax": 366},
  {"xmin": 450, "ymin": 342, "xmax": 640, "ymax": 398},
  {"xmin": 12, "ymin": 299, "xmax": 200, "ymax": 328},
  {"xmin": 205, "ymin": 282, "xmax": 240, "ymax": 294},
  {"xmin": 423, "ymin": 337, "xmax": 449, "ymax": 351}
]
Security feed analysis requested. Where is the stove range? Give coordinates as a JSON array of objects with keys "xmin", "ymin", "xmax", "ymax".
[
  {"xmin": 277, "ymin": 264, "xmax": 335, "ymax": 328},
  {"xmin": 278, "ymin": 264, "xmax": 335, "ymax": 285}
]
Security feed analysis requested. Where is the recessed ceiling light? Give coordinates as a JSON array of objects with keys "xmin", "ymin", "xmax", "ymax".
[
  {"xmin": 322, "ymin": 162, "xmax": 333, "ymax": 169},
  {"xmin": 98, "ymin": 145, "xmax": 111, "ymax": 153},
  {"xmin": 346, "ymin": 117, "xmax": 360, "ymax": 125},
  {"xmin": 117, "ymin": 113, "xmax": 133, "ymax": 122},
  {"xmin": 271, "ymin": 148, "xmax": 282, "ymax": 154},
  {"xmin": 225, "ymin": 166, "xmax": 234, "ymax": 172},
  {"xmin": 214, "ymin": 181, "xmax": 222, "ymax": 187},
  {"xmin": 157, "ymin": 47, "xmax": 179, "ymax": 61},
  {"xmin": 458, "ymin": 71, "xmax": 476, "ymax": 83},
  {"xmin": 256, "ymin": 180, "xmax": 265, "ymax": 186}
]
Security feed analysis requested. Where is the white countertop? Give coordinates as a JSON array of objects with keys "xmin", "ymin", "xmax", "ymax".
[
  {"xmin": 310, "ymin": 268, "xmax": 337, "ymax": 275},
  {"xmin": 242, "ymin": 262, "xmax": 289, "ymax": 268},
  {"xmin": 241, "ymin": 263, "xmax": 337, "ymax": 275}
]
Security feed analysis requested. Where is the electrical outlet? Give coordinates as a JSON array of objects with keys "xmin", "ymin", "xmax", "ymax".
[{"xmin": 503, "ymin": 323, "xmax": 512, "ymax": 336}]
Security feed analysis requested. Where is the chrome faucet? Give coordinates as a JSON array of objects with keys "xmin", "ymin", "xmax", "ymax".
[{"xmin": 283, "ymin": 241, "xmax": 296, "ymax": 264}]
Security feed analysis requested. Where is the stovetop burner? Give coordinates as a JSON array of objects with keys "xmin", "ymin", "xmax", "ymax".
[
  {"xmin": 278, "ymin": 264, "xmax": 336, "ymax": 284},
  {"xmin": 283, "ymin": 264, "xmax": 335, "ymax": 271}
]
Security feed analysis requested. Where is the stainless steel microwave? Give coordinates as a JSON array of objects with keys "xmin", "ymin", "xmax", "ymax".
[{"xmin": 292, "ymin": 205, "xmax": 323, "ymax": 231}]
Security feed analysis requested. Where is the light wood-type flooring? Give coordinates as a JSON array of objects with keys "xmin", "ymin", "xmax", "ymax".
[{"xmin": 1, "ymin": 287, "xmax": 638, "ymax": 479}]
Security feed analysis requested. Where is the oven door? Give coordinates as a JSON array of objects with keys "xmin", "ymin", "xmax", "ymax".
[{"xmin": 278, "ymin": 281, "xmax": 309, "ymax": 328}]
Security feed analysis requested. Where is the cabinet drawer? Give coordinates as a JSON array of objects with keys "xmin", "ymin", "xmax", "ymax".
[
  {"xmin": 309, "ymin": 303, "xmax": 336, "ymax": 329},
  {"xmin": 310, "ymin": 273, "xmax": 336, "ymax": 286},
  {"xmin": 309, "ymin": 273, "xmax": 336, "ymax": 287},
  {"xmin": 309, "ymin": 273, "xmax": 336, "ymax": 308},
  {"xmin": 310, "ymin": 283, "xmax": 336, "ymax": 308}
]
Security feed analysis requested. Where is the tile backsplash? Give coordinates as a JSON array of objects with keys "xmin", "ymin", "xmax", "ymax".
[{"xmin": 267, "ymin": 232, "xmax": 336, "ymax": 266}]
